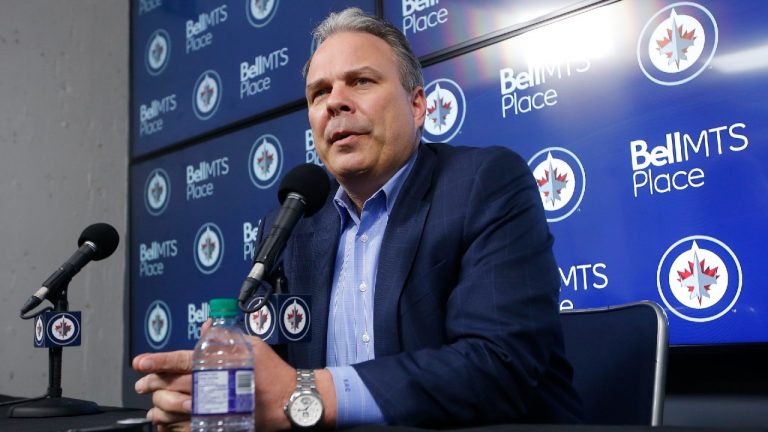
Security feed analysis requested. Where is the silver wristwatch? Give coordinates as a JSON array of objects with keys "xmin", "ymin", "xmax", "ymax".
[{"xmin": 284, "ymin": 369, "xmax": 324, "ymax": 428}]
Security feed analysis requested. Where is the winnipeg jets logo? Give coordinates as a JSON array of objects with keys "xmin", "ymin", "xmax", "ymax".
[
  {"xmin": 244, "ymin": 297, "xmax": 276, "ymax": 339},
  {"xmin": 657, "ymin": 236, "xmax": 742, "ymax": 322},
  {"xmin": 279, "ymin": 297, "xmax": 310, "ymax": 341},
  {"xmin": 47, "ymin": 313, "xmax": 80, "ymax": 344},
  {"xmin": 249, "ymin": 134, "xmax": 283, "ymax": 189},
  {"xmin": 637, "ymin": 3, "xmax": 718, "ymax": 86},
  {"xmin": 145, "ymin": 300, "xmax": 172, "ymax": 349},
  {"xmin": 145, "ymin": 29, "xmax": 171, "ymax": 75},
  {"xmin": 144, "ymin": 168, "xmax": 171, "ymax": 216},
  {"xmin": 35, "ymin": 316, "xmax": 44, "ymax": 345},
  {"xmin": 192, "ymin": 70, "xmax": 222, "ymax": 120},
  {"xmin": 246, "ymin": 0, "xmax": 279, "ymax": 28},
  {"xmin": 422, "ymin": 78, "xmax": 465, "ymax": 143},
  {"xmin": 527, "ymin": 148, "xmax": 586, "ymax": 223},
  {"xmin": 193, "ymin": 222, "xmax": 224, "ymax": 274}
]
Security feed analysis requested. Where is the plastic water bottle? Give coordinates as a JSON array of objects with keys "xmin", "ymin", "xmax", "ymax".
[{"xmin": 191, "ymin": 298, "xmax": 255, "ymax": 432}]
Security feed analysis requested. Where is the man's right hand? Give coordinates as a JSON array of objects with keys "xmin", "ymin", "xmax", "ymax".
[{"xmin": 133, "ymin": 350, "xmax": 194, "ymax": 432}]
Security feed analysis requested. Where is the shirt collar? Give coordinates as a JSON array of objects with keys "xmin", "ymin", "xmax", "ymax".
[{"xmin": 333, "ymin": 147, "xmax": 419, "ymax": 221}]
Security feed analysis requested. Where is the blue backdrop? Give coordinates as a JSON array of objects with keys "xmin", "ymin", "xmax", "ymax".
[{"xmin": 130, "ymin": 0, "xmax": 768, "ymax": 355}]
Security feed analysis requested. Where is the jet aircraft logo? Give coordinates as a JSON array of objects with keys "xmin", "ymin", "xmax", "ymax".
[
  {"xmin": 280, "ymin": 297, "xmax": 310, "ymax": 341},
  {"xmin": 145, "ymin": 300, "xmax": 172, "ymax": 349},
  {"xmin": 192, "ymin": 70, "xmax": 222, "ymax": 120},
  {"xmin": 145, "ymin": 29, "xmax": 171, "ymax": 75},
  {"xmin": 194, "ymin": 222, "xmax": 225, "ymax": 274},
  {"xmin": 657, "ymin": 236, "xmax": 742, "ymax": 322},
  {"xmin": 422, "ymin": 78, "xmax": 465, "ymax": 143},
  {"xmin": 144, "ymin": 168, "xmax": 171, "ymax": 216},
  {"xmin": 528, "ymin": 148, "xmax": 586, "ymax": 223},
  {"xmin": 245, "ymin": 297, "xmax": 276, "ymax": 339},
  {"xmin": 47, "ymin": 313, "xmax": 80, "ymax": 344},
  {"xmin": 637, "ymin": 3, "xmax": 718, "ymax": 86},
  {"xmin": 249, "ymin": 134, "xmax": 283, "ymax": 189},
  {"xmin": 246, "ymin": 0, "xmax": 278, "ymax": 28}
]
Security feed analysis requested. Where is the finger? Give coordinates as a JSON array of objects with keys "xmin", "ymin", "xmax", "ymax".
[
  {"xmin": 133, "ymin": 350, "xmax": 194, "ymax": 373},
  {"xmin": 200, "ymin": 318, "xmax": 212, "ymax": 336},
  {"xmin": 152, "ymin": 389, "xmax": 192, "ymax": 415},
  {"xmin": 148, "ymin": 406, "xmax": 191, "ymax": 426},
  {"xmin": 135, "ymin": 372, "xmax": 192, "ymax": 394}
]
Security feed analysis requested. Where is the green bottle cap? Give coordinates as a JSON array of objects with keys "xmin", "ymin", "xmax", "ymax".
[{"xmin": 208, "ymin": 298, "xmax": 238, "ymax": 318}]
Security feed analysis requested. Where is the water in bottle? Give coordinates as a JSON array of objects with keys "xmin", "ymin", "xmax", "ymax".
[{"xmin": 191, "ymin": 298, "xmax": 255, "ymax": 432}]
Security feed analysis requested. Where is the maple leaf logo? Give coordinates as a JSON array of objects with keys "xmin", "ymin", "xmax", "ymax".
[
  {"xmin": 427, "ymin": 96, "xmax": 453, "ymax": 131},
  {"xmin": 199, "ymin": 82, "xmax": 215, "ymax": 107},
  {"xmin": 677, "ymin": 258, "xmax": 719, "ymax": 305},
  {"xmin": 36, "ymin": 320, "xmax": 43, "ymax": 338},
  {"xmin": 150, "ymin": 179, "xmax": 164, "ymax": 203},
  {"xmin": 151, "ymin": 313, "xmax": 165, "ymax": 335},
  {"xmin": 200, "ymin": 234, "xmax": 217, "ymax": 261},
  {"xmin": 256, "ymin": 147, "xmax": 274, "ymax": 175},
  {"xmin": 287, "ymin": 305, "xmax": 304, "ymax": 331},
  {"xmin": 252, "ymin": 310, "xmax": 269, "ymax": 331},
  {"xmin": 536, "ymin": 155, "xmax": 569, "ymax": 207},
  {"xmin": 151, "ymin": 40, "xmax": 164, "ymax": 63},
  {"xmin": 55, "ymin": 319, "xmax": 72, "ymax": 338},
  {"xmin": 253, "ymin": 0, "xmax": 268, "ymax": 13},
  {"xmin": 656, "ymin": 11, "xmax": 697, "ymax": 69}
]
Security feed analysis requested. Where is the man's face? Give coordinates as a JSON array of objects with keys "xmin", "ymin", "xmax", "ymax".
[{"xmin": 305, "ymin": 31, "xmax": 426, "ymax": 186}]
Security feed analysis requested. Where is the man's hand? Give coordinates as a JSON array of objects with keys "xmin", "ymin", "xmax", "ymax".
[{"xmin": 133, "ymin": 350, "xmax": 193, "ymax": 432}]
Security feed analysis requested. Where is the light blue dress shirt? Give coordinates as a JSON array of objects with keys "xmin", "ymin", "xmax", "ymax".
[{"xmin": 326, "ymin": 152, "xmax": 417, "ymax": 427}]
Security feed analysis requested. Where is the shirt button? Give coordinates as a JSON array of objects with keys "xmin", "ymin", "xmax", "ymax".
[
  {"xmin": 359, "ymin": 282, "xmax": 367, "ymax": 292},
  {"xmin": 360, "ymin": 234, "xmax": 368, "ymax": 243},
  {"xmin": 362, "ymin": 333, "xmax": 370, "ymax": 343}
]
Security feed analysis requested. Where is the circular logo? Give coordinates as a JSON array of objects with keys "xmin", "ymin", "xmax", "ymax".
[
  {"xmin": 248, "ymin": 134, "xmax": 283, "ymax": 189},
  {"xmin": 192, "ymin": 70, "xmax": 222, "ymax": 120},
  {"xmin": 246, "ymin": 0, "xmax": 279, "ymax": 28},
  {"xmin": 34, "ymin": 316, "xmax": 44, "ymax": 345},
  {"xmin": 144, "ymin": 168, "xmax": 171, "ymax": 216},
  {"xmin": 279, "ymin": 296, "xmax": 310, "ymax": 341},
  {"xmin": 46, "ymin": 313, "xmax": 80, "ymax": 345},
  {"xmin": 527, "ymin": 147, "xmax": 586, "ymax": 223},
  {"xmin": 657, "ymin": 236, "xmax": 742, "ymax": 322},
  {"xmin": 145, "ymin": 300, "xmax": 172, "ymax": 349},
  {"xmin": 637, "ymin": 2, "xmax": 718, "ymax": 86},
  {"xmin": 145, "ymin": 29, "xmax": 171, "ymax": 76},
  {"xmin": 244, "ymin": 296, "xmax": 276, "ymax": 339},
  {"xmin": 422, "ymin": 78, "xmax": 466, "ymax": 143},
  {"xmin": 193, "ymin": 222, "xmax": 225, "ymax": 274}
]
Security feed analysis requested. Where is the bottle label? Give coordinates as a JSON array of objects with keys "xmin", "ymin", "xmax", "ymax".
[{"xmin": 192, "ymin": 368, "xmax": 254, "ymax": 415}]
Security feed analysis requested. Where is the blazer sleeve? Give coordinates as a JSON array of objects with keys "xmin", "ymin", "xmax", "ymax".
[{"xmin": 353, "ymin": 147, "xmax": 580, "ymax": 426}]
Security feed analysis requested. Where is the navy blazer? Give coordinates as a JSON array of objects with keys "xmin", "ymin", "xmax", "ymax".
[{"xmin": 262, "ymin": 143, "xmax": 582, "ymax": 426}]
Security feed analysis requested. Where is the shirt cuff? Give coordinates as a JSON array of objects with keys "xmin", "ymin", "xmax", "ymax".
[{"xmin": 327, "ymin": 366, "xmax": 386, "ymax": 427}]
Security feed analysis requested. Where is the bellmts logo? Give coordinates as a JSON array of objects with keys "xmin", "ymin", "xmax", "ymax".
[
  {"xmin": 243, "ymin": 220, "xmax": 261, "ymax": 262},
  {"xmin": 239, "ymin": 47, "xmax": 289, "ymax": 99},
  {"xmin": 629, "ymin": 122, "xmax": 748, "ymax": 197},
  {"xmin": 422, "ymin": 79, "xmax": 465, "ymax": 143},
  {"xmin": 192, "ymin": 70, "xmax": 222, "ymax": 121},
  {"xmin": 186, "ymin": 157, "xmax": 229, "ymax": 201},
  {"xmin": 144, "ymin": 168, "xmax": 171, "ymax": 216},
  {"xmin": 139, "ymin": 239, "xmax": 178, "ymax": 277},
  {"xmin": 185, "ymin": 4, "xmax": 227, "ymax": 53},
  {"xmin": 139, "ymin": 94, "xmax": 177, "ymax": 136},
  {"xmin": 145, "ymin": 300, "xmax": 172, "ymax": 350},
  {"xmin": 249, "ymin": 134, "xmax": 283, "ymax": 189},
  {"xmin": 193, "ymin": 222, "xmax": 225, "ymax": 275},
  {"xmin": 637, "ymin": 3, "xmax": 718, "ymax": 86},
  {"xmin": 246, "ymin": 0, "xmax": 279, "ymax": 28},
  {"xmin": 145, "ymin": 29, "xmax": 170, "ymax": 76},
  {"xmin": 402, "ymin": 0, "xmax": 448, "ymax": 35},
  {"xmin": 528, "ymin": 148, "xmax": 586, "ymax": 223},
  {"xmin": 657, "ymin": 236, "xmax": 742, "ymax": 322},
  {"xmin": 304, "ymin": 129, "xmax": 324, "ymax": 166},
  {"xmin": 187, "ymin": 302, "xmax": 210, "ymax": 340}
]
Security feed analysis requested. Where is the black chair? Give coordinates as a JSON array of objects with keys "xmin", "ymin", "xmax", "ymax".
[{"xmin": 560, "ymin": 301, "xmax": 669, "ymax": 425}]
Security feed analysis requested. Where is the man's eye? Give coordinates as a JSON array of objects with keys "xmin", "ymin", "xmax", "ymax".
[
  {"xmin": 313, "ymin": 88, "xmax": 329, "ymax": 100},
  {"xmin": 356, "ymin": 78, "xmax": 371, "ymax": 85}
]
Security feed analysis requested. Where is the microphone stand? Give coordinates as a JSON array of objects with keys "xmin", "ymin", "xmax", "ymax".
[{"xmin": 9, "ymin": 281, "xmax": 102, "ymax": 418}]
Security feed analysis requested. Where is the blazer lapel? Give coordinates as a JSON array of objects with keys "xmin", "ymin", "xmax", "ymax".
[{"xmin": 374, "ymin": 145, "xmax": 436, "ymax": 357}]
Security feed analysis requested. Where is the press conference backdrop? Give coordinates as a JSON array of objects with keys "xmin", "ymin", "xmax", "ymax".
[{"xmin": 130, "ymin": 0, "xmax": 768, "ymax": 356}]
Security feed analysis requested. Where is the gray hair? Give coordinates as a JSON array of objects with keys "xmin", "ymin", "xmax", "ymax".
[{"xmin": 302, "ymin": 8, "xmax": 424, "ymax": 92}]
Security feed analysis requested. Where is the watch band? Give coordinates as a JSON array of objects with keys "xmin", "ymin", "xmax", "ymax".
[
  {"xmin": 296, "ymin": 369, "xmax": 316, "ymax": 393},
  {"xmin": 285, "ymin": 369, "xmax": 324, "ymax": 429}
]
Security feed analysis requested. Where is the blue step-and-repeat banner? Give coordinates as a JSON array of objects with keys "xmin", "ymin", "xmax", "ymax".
[{"xmin": 130, "ymin": 0, "xmax": 768, "ymax": 355}]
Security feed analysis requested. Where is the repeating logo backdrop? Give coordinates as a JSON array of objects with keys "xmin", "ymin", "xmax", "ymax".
[{"xmin": 131, "ymin": 0, "xmax": 768, "ymax": 354}]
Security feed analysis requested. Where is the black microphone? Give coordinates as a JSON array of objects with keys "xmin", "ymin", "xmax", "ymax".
[
  {"xmin": 238, "ymin": 164, "xmax": 330, "ymax": 308},
  {"xmin": 20, "ymin": 223, "xmax": 120, "ymax": 315}
]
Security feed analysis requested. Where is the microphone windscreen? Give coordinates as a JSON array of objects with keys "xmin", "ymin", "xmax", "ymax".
[
  {"xmin": 278, "ymin": 164, "xmax": 331, "ymax": 216},
  {"xmin": 78, "ymin": 223, "xmax": 120, "ymax": 260}
]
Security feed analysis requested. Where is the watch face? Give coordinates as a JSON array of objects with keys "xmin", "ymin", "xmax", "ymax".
[{"xmin": 288, "ymin": 394, "xmax": 323, "ymax": 427}]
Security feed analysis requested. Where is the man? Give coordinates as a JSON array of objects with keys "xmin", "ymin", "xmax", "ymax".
[{"xmin": 134, "ymin": 8, "xmax": 582, "ymax": 430}]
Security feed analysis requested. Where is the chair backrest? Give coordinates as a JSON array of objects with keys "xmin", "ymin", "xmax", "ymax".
[{"xmin": 560, "ymin": 301, "xmax": 668, "ymax": 426}]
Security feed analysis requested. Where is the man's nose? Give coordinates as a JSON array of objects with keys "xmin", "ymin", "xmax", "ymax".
[{"xmin": 326, "ymin": 86, "xmax": 354, "ymax": 116}]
